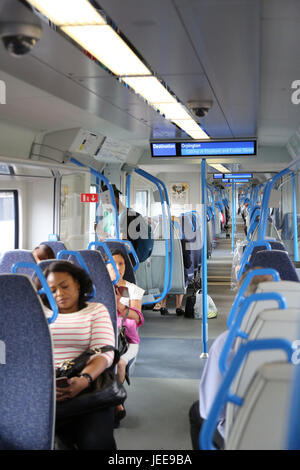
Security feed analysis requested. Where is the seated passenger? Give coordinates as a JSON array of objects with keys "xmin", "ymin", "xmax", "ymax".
[
  {"xmin": 189, "ymin": 268, "xmax": 274, "ymax": 450},
  {"xmin": 106, "ymin": 249, "xmax": 144, "ymax": 426},
  {"xmin": 32, "ymin": 243, "xmax": 55, "ymax": 262},
  {"xmin": 36, "ymin": 260, "xmax": 116, "ymax": 450}
]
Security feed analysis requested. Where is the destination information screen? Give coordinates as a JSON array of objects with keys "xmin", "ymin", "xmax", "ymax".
[{"xmin": 151, "ymin": 140, "xmax": 256, "ymax": 157}]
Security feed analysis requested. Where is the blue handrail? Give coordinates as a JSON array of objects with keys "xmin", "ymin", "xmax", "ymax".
[
  {"xmin": 56, "ymin": 250, "xmax": 96, "ymax": 299},
  {"xmin": 200, "ymin": 338, "xmax": 294, "ymax": 450},
  {"xmin": 227, "ymin": 268, "xmax": 280, "ymax": 328},
  {"xmin": 87, "ymin": 241, "xmax": 120, "ymax": 285},
  {"xmin": 11, "ymin": 262, "xmax": 59, "ymax": 324},
  {"xmin": 237, "ymin": 240, "xmax": 274, "ymax": 281},
  {"xmin": 246, "ymin": 216, "xmax": 260, "ymax": 242},
  {"xmin": 257, "ymin": 168, "xmax": 291, "ymax": 241},
  {"xmin": 104, "ymin": 238, "xmax": 140, "ymax": 272},
  {"xmin": 219, "ymin": 291, "xmax": 287, "ymax": 374},
  {"xmin": 171, "ymin": 220, "xmax": 183, "ymax": 240},
  {"xmin": 133, "ymin": 168, "xmax": 173, "ymax": 304}
]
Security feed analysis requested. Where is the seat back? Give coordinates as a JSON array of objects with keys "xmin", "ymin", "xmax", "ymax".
[
  {"xmin": 67, "ymin": 250, "xmax": 117, "ymax": 337},
  {"xmin": 0, "ymin": 274, "xmax": 55, "ymax": 449},
  {"xmin": 166, "ymin": 223, "xmax": 185, "ymax": 294},
  {"xmin": 226, "ymin": 303, "xmax": 300, "ymax": 437},
  {"xmin": 249, "ymin": 240, "xmax": 286, "ymax": 260},
  {"xmin": 180, "ymin": 214, "xmax": 198, "ymax": 281},
  {"xmin": 135, "ymin": 217, "xmax": 172, "ymax": 303},
  {"xmin": 250, "ymin": 249, "xmax": 299, "ymax": 282},
  {"xmin": 237, "ymin": 280, "xmax": 300, "ymax": 337},
  {"xmin": 0, "ymin": 250, "xmax": 37, "ymax": 275},
  {"xmin": 226, "ymin": 362, "xmax": 293, "ymax": 450}
]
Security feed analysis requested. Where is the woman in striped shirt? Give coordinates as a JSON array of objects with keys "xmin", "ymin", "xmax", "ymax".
[{"xmin": 40, "ymin": 260, "xmax": 116, "ymax": 450}]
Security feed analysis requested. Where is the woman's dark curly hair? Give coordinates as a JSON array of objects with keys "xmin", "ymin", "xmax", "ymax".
[{"xmin": 36, "ymin": 260, "xmax": 93, "ymax": 311}]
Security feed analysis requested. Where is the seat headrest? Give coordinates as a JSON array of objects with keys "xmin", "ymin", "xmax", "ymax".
[
  {"xmin": 249, "ymin": 241, "xmax": 286, "ymax": 260},
  {"xmin": 249, "ymin": 250, "xmax": 299, "ymax": 282}
]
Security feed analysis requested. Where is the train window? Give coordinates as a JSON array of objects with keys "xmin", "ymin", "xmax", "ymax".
[
  {"xmin": 89, "ymin": 184, "xmax": 97, "ymax": 242},
  {"xmin": 59, "ymin": 174, "xmax": 90, "ymax": 250},
  {"xmin": 0, "ymin": 190, "xmax": 19, "ymax": 256},
  {"xmin": 135, "ymin": 190, "xmax": 149, "ymax": 217}
]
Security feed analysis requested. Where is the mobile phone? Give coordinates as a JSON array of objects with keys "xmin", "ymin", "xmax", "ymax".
[
  {"xmin": 118, "ymin": 286, "xmax": 129, "ymax": 298},
  {"xmin": 56, "ymin": 376, "xmax": 69, "ymax": 388}
]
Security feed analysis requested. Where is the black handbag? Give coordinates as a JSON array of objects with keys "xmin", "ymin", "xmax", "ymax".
[
  {"xmin": 184, "ymin": 295, "xmax": 196, "ymax": 318},
  {"xmin": 118, "ymin": 308, "xmax": 130, "ymax": 356},
  {"xmin": 56, "ymin": 346, "xmax": 127, "ymax": 425}
]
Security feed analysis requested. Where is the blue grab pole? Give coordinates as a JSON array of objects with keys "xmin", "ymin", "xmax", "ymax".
[
  {"xmin": 232, "ymin": 181, "xmax": 235, "ymax": 252},
  {"xmin": 291, "ymin": 172, "xmax": 299, "ymax": 262},
  {"xmin": 201, "ymin": 159, "xmax": 208, "ymax": 356},
  {"xmin": 134, "ymin": 168, "xmax": 173, "ymax": 304}
]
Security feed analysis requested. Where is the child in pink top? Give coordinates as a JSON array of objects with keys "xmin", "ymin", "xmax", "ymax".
[{"xmin": 107, "ymin": 249, "xmax": 144, "ymax": 424}]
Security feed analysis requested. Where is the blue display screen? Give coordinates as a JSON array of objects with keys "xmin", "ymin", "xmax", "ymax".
[
  {"xmin": 151, "ymin": 140, "xmax": 256, "ymax": 157},
  {"xmin": 226, "ymin": 173, "xmax": 253, "ymax": 179},
  {"xmin": 151, "ymin": 143, "xmax": 177, "ymax": 156},
  {"xmin": 222, "ymin": 179, "xmax": 250, "ymax": 183},
  {"xmin": 213, "ymin": 174, "xmax": 223, "ymax": 179},
  {"xmin": 181, "ymin": 141, "xmax": 255, "ymax": 156}
]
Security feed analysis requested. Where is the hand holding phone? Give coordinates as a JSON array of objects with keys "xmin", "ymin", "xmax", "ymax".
[
  {"xmin": 56, "ymin": 376, "xmax": 69, "ymax": 388},
  {"xmin": 115, "ymin": 285, "xmax": 129, "ymax": 298}
]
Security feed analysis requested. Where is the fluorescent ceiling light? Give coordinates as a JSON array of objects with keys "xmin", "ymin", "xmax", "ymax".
[
  {"xmin": 28, "ymin": 1, "xmax": 209, "ymax": 139},
  {"xmin": 123, "ymin": 76, "xmax": 177, "ymax": 103},
  {"xmin": 171, "ymin": 119, "xmax": 210, "ymax": 139},
  {"xmin": 153, "ymin": 102, "xmax": 192, "ymax": 120},
  {"xmin": 63, "ymin": 25, "xmax": 151, "ymax": 76},
  {"xmin": 27, "ymin": 0, "xmax": 106, "ymax": 26},
  {"xmin": 185, "ymin": 129, "xmax": 210, "ymax": 139},
  {"xmin": 209, "ymin": 163, "xmax": 230, "ymax": 173}
]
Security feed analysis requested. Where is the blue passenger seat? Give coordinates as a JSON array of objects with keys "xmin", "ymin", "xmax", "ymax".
[
  {"xmin": 0, "ymin": 250, "xmax": 37, "ymax": 275},
  {"xmin": 249, "ymin": 240, "xmax": 286, "ymax": 259},
  {"xmin": 249, "ymin": 249, "xmax": 299, "ymax": 282},
  {"xmin": 0, "ymin": 274, "xmax": 55, "ymax": 449}
]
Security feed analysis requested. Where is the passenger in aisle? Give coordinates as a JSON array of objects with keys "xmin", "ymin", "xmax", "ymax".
[{"xmin": 98, "ymin": 184, "xmax": 153, "ymax": 263}]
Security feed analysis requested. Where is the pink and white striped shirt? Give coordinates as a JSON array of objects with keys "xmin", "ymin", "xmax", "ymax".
[{"xmin": 44, "ymin": 302, "xmax": 115, "ymax": 369}]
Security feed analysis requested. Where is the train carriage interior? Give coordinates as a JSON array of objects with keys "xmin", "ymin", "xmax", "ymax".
[{"xmin": 0, "ymin": 0, "xmax": 300, "ymax": 452}]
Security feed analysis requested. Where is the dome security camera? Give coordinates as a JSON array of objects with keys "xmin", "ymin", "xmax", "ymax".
[
  {"xmin": 0, "ymin": 0, "xmax": 42, "ymax": 58},
  {"xmin": 187, "ymin": 100, "xmax": 213, "ymax": 119},
  {"xmin": 0, "ymin": 23, "xmax": 42, "ymax": 57}
]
